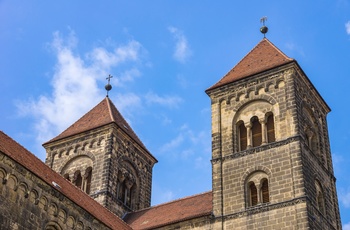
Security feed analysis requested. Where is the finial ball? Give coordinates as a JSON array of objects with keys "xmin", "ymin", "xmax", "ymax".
[
  {"xmin": 105, "ymin": 84, "xmax": 112, "ymax": 91},
  {"xmin": 260, "ymin": 25, "xmax": 268, "ymax": 34}
]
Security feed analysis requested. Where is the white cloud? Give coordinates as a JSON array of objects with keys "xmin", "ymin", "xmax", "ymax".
[
  {"xmin": 285, "ymin": 42, "xmax": 305, "ymax": 57},
  {"xmin": 168, "ymin": 26, "xmax": 192, "ymax": 63},
  {"xmin": 159, "ymin": 133, "xmax": 184, "ymax": 153},
  {"xmin": 344, "ymin": 222, "xmax": 350, "ymax": 230},
  {"xmin": 346, "ymin": 21, "xmax": 350, "ymax": 35},
  {"xmin": 18, "ymin": 30, "xmax": 144, "ymax": 144},
  {"xmin": 159, "ymin": 124, "xmax": 210, "ymax": 160},
  {"xmin": 151, "ymin": 187, "xmax": 175, "ymax": 205},
  {"xmin": 145, "ymin": 91, "xmax": 183, "ymax": 109}
]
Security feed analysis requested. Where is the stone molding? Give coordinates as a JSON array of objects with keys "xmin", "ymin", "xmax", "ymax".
[
  {"xmin": 211, "ymin": 135, "xmax": 300, "ymax": 164},
  {"xmin": 219, "ymin": 196, "xmax": 307, "ymax": 221}
]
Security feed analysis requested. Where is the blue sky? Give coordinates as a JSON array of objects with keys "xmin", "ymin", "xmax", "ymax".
[{"xmin": 1, "ymin": 1, "xmax": 350, "ymax": 228}]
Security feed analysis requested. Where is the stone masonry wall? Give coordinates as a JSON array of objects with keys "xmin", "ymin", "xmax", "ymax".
[
  {"xmin": 292, "ymin": 69, "xmax": 341, "ymax": 229},
  {"xmin": 44, "ymin": 123, "xmax": 156, "ymax": 218},
  {"xmin": 207, "ymin": 63, "xmax": 319, "ymax": 229},
  {"xmin": 0, "ymin": 152, "xmax": 111, "ymax": 230}
]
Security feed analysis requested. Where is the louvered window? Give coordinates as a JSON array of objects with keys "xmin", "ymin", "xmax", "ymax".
[
  {"xmin": 266, "ymin": 114, "xmax": 275, "ymax": 143},
  {"xmin": 239, "ymin": 123, "xmax": 247, "ymax": 151},
  {"xmin": 261, "ymin": 179, "xmax": 269, "ymax": 203},
  {"xmin": 74, "ymin": 171, "xmax": 82, "ymax": 188},
  {"xmin": 249, "ymin": 182, "xmax": 258, "ymax": 206},
  {"xmin": 251, "ymin": 117, "xmax": 262, "ymax": 147}
]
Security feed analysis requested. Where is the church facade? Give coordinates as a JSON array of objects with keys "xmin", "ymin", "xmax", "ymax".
[{"xmin": 0, "ymin": 37, "xmax": 342, "ymax": 229}]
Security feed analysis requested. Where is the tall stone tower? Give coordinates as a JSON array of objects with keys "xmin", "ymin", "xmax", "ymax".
[
  {"xmin": 43, "ymin": 97, "xmax": 157, "ymax": 217},
  {"xmin": 206, "ymin": 38, "xmax": 341, "ymax": 229}
]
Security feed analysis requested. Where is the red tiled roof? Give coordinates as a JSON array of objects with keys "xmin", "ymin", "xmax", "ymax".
[
  {"xmin": 0, "ymin": 131, "xmax": 131, "ymax": 230},
  {"xmin": 44, "ymin": 97, "xmax": 154, "ymax": 159},
  {"xmin": 123, "ymin": 191, "xmax": 212, "ymax": 229},
  {"xmin": 207, "ymin": 38, "xmax": 294, "ymax": 91}
]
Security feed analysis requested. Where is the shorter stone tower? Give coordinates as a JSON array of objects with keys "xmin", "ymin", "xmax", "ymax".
[{"xmin": 43, "ymin": 97, "xmax": 157, "ymax": 217}]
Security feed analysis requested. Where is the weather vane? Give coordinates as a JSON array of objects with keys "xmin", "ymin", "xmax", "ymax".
[
  {"xmin": 105, "ymin": 74, "xmax": 113, "ymax": 97},
  {"xmin": 260, "ymin": 16, "xmax": 268, "ymax": 38}
]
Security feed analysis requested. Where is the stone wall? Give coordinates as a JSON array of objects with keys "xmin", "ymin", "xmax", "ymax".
[
  {"xmin": 44, "ymin": 123, "xmax": 156, "ymax": 218},
  {"xmin": 0, "ymin": 151, "xmax": 111, "ymax": 230},
  {"xmin": 207, "ymin": 62, "xmax": 341, "ymax": 229}
]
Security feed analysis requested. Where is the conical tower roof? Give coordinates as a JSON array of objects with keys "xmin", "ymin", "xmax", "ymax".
[
  {"xmin": 207, "ymin": 38, "xmax": 294, "ymax": 91},
  {"xmin": 44, "ymin": 97, "xmax": 148, "ymax": 152}
]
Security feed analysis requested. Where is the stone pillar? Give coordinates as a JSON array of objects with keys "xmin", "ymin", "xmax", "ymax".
[
  {"xmin": 260, "ymin": 118, "xmax": 267, "ymax": 144},
  {"xmin": 246, "ymin": 123, "xmax": 252, "ymax": 148}
]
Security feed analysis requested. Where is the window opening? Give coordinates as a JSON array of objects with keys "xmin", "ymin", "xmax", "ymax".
[
  {"xmin": 261, "ymin": 179, "xmax": 269, "ymax": 203},
  {"xmin": 266, "ymin": 114, "xmax": 275, "ymax": 142},
  {"xmin": 74, "ymin": 171, "xmax": 82, "ymax": 188},
  {"xmin": 251, "ymin": 117, "xmax": 262, "ymax": 147},
  {"xmin": 249, "ymin": 182, "xmax": 258, "ymax": 206},
  {"xmin": 239, "ymin": 122, "xmax": 247, "ymax": 151}
]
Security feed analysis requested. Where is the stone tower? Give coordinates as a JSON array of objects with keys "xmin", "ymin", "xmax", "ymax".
[
  {"xmin": 206, "ymin": 38, "xmax": 341, "ymax": 229},
  {"xmin": 43, "ymin": 97, "xmax": 157, "ymax": 217}
]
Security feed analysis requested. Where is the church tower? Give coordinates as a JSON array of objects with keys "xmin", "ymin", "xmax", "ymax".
[
  {"xmin": 43, "ymin": 96, "xmax": 157, "ymax": 217},
  {"xmin": 206, "ymin": 38, "xmax": 341, "ymax": 229}
]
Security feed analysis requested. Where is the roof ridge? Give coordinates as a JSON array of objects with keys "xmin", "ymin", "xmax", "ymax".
[
  {"xmin": 264, "ymin": 38, "xmax": 293, "ymax": 60},
  {"xmin": 106, "ymin": 97, "xmax": 116, "ymax": 123}
]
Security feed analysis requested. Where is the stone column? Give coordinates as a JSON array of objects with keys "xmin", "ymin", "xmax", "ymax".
[
  {"xmin": 260, "ymin": 118, "xmax": 267, "ymax": 144},
  {"xmin": 246, "ymin": 123, "xmax": 252, "ymax": 148}
]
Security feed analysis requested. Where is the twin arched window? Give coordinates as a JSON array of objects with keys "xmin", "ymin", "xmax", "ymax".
[
  {"xmin": 247, "ymin": 178, "xmax": 269, "ymax": 207},
  {"xmin": 64, "ymin": 167, "xmax": 92, "ymax": 194},
  {"xmin": 238, "ymin": 113, "xmax": 275, "ymax": 151},
  {"xmin": 116, "ymin": 168, "xmax": 137, "ymax": 209}
]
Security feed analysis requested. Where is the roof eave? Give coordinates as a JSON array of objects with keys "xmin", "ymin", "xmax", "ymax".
[{"xmin": 205, "ymin": 59, "xmax": 295, "ymax": 95}]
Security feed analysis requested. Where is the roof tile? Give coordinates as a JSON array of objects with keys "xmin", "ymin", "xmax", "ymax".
[
  {"xmin": 123, "ymin": 192, "xmax": 212, "ymax": 229},
  {"xmin": 0, "ymin": 131, "xmax": 131, "ymax": 230},
  {"xmin": 44, "ymin": 97, "xmax": 151, "ymax": 155},
  {"xmin": 207, "ymin": 38, "xmax": 294, "ymax": 91}
]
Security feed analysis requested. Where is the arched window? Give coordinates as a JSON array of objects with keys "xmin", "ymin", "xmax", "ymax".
[
  {"xmin": 251, "ymin": 116, "xmax": 262, "ymax": 147},
  {"xmin": 238, "ymin": 122, "xmax": 247, "ymax": 151},
  {"xmin": 246, "ymin": 172, "xmax": 270, "ymax": 207},
  {"xmin": 261, "ymin": 179, "xmax": 269, "ymax": 203},
  {"xmin": 315, "ymin": 180, "xmax": 325, "ymax": 215},
  {"xmin": 266, "ymin": 114, "xmax": 275, "ymax": 143},
  {"xmin": 248, "ymin": 182, "xmax": 258, "ymax": 206}
]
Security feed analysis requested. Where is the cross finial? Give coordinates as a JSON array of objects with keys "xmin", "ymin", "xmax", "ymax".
[
  {"xmin": 105, "ymin": 74, "xmax": 113, "ymax": 97},
  {"xmin": 260, "ymin": 16, "xmax": 268, "ymax": 38}
]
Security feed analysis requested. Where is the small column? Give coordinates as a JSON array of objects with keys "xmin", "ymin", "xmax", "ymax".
[
  {"xmin": 246, "ymin": 123, "xmax": 252, "ymax": 148},
  {"xmin": 260, "ymin": 118, "xmax": 267, "ymax": 144}
]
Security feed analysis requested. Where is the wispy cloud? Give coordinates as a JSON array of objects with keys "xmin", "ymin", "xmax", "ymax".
[
  {"xmin": 339, "ymin": 188, "xmax": 350, "ymax": 208},
  {"xmin": 168, "ymin": 26, "xmax": 192, "ymax": 63},
  {"xmin": 159, "ymin": 124, "xmax": 210, "ymax": 160},
  {"xmin": 344, "ymin": 222, "xmax": 350, "ymax": 230},
  {"xmin": 145, "ymin": 91, "xmax": 183, "ymax": 109},
  {"xmin": 17, "ymin": 30, "xmax": 144, "ymax": 147},
  {"xmin": 151, "ymin": 186, "xmax": 176, "ymax": 205},
  {"xmin": 346, "ymin": 21, "xmax": 350, "ymax": 35},
  {"xmin": 285, "ymin": 42, "xmax": 305, "ymax": 57}
]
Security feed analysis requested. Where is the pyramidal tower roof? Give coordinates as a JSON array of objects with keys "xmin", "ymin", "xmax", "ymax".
[
  {"xmin": 207, "ymin": 38, "xmax": 294, "ymax": 91},
  {"xmin": 45, "ymin": 97, "xmax": 147, "ymax": 151}
]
